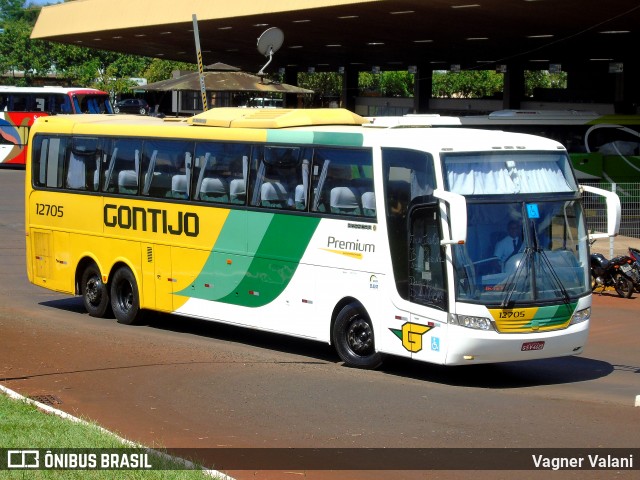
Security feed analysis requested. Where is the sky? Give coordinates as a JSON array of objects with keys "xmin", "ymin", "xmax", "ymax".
[{"xmin": 28, "ymin": 1, "xmax": 64, "ymax": 6}]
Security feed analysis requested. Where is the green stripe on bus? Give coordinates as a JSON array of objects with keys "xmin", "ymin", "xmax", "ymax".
[
  {"xmin": 177, "ymin": 212, "xmax": 320, "ymax": 307},
  {"xmin": 526, "ymin": 303, "xmax": 577, "ymax": 329},
  {"xmin": 266, "ymin": 130, "xmax": 364, "ymax": 147}
]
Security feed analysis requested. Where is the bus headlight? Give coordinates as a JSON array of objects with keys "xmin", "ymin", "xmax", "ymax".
[
  {"xmin": 449, "ymin": 313, "xmax": 494, "ymax": 331},
  {"xmin": 570, "ymin": 307, "xmax": 591, "ymax": 325}
]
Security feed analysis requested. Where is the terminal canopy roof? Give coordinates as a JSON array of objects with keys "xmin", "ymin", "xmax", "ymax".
[{"xmin": 31, "ymin": 0, "xmax": 640, "ymax": 73}]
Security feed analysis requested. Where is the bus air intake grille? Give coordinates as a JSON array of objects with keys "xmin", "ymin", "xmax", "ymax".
[{"xmin": 488, "ymin": 304, "xmax": 576, "ymax": 333}]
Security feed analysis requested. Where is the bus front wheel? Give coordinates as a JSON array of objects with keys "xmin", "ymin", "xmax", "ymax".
[
  {"xmin": 80, "ymin": 263, "xmax": 111, "ymax": 318},
  {"xmin": 332, "ymin": 303, "xmax": 383, "ymax": 369},
  {"xmin": 110, "ymin": 266, "xmax": 141, "ymax": 325}
]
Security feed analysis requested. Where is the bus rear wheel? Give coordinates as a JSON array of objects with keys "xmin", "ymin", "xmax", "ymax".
[
  {"xmin": 332, "ymin": 303, "xmax": 383, "ymax": 369},
  {"xmin": 80, "ymin": 263, "xmax": 111, "ymax": 318},
  {"xmin": 110, "ymin": 266, "xmax": 141, "ymax": 325}
]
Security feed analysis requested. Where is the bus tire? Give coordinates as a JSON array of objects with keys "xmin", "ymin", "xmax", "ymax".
[
  {"xmin": 332, "ymin": 303, "xmax": 383, "ymax": 369},
  {"xmin": 80, "ymin": 263, "xmax": 111, "ymax": 318},
  {"xmin": 110, "ymin": 266, "xmax": 141, "ymax": 325}
]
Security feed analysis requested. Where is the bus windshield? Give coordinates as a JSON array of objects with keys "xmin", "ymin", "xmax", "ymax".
[
  {"xmin": 443, "ymin": 152, "xmax": 577, "ymax": 195},
  {"xmin": 72, "ymin": 93, "xmax": 113, "ymax": 114},
  {"xmin": 451, "ymin": 199, "xmax": 590, "ymax": 306}
]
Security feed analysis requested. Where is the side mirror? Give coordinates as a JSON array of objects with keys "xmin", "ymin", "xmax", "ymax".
[
  {"xmin": 580, "ymin": 185, "xmax": 621, "ymax": 239},
  {"xmin": 433, "ymin": 189, "xmax": 467, "ymax": 245}
]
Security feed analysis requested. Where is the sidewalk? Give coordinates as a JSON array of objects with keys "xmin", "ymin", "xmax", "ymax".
[{"xmin": 590, "ymin": 234, "xmax": 640, "ymax": 258}]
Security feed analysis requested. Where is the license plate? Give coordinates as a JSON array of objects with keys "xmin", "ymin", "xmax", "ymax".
[
  {"xmin": 521, "ymin": 341, "xmax": 545, "ymax": 351},
  {"xmin": 621, "ymin": 264, "xmax": 631, "ymax": 272}
]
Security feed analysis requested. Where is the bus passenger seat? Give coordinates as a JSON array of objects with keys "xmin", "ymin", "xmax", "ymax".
[
  {"xmin": 294, "ymin": 184, "xmax": 306, "ymax": 210},
  {"xmin": 170, "ymin": 174, "xmax": 188, "ymax": 199},
  {"xmin": 200, "ymin": 177, "xmax": 228, "ymax": 203},
  {"xmin": 330, "ymin": 186, "xmax": 361, "ymax": 216},
  {"xmin": 261, "ymin": 182, "xmax": 288, "ymax": 208},
  {"xmin": 118, "ymin": 170, "xmax": 138, "ymax": 194},
  {"xmin": 361, "ymin": 191, "xmax": 376, "ymax": 217},
  {"xmin": 229, "ymin": 179, "xmax": 246, "ymax": 205}
]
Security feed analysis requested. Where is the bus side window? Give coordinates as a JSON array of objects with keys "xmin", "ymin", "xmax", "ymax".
[
  {"xmin": 140, "ymin": 139, "xmax": 194, "ymax": 199},
  {"xmin": 32, "ymin": 136, "xmax": 67, "ymax": 189},
  {"xmin": 11, "ymin": 94, "xmax": 29, "ymax": 111},
  {"xmin": 311, "ymin": 147, "xmax": 374, "ymax": 217},
  {"xmin": 250, "ymin": 146, "xmax": 310, "ymax": 210},
  {"xmin": 193, "ymin": 142, "xmax": 250, "ymax": 204},
  {"xmin": 65, "ymin": 136, "xmax": 101, "ymax": 191},
  {"xmin": 102, "ymin": 139, "xmax": 142, "ymax": 194}
]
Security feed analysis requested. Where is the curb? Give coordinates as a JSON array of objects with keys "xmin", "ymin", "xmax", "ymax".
[{"xmin": 0, "ymin": 384, "xmax": 233, "ymax": 479}]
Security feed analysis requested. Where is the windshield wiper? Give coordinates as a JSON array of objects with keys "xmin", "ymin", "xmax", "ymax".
[
  {"xmin": 500, "ymin": 246, "xmax": 532, "ymax": 308},
  {"xmin": 529, "ymin": 218, "xmax": 572, "ymax": 306}
]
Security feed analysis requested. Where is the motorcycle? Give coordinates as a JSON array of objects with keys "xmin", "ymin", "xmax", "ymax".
[
  {"xmin": 590, "ymin": 253, "xmax": 637, "ymax": 298},
  {"xmin": 628, "ymin": 247, "xmax": 640, "ymax": 292}
]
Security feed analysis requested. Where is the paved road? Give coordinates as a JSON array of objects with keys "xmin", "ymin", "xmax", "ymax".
[{"xmin": 1, "ymin": 169, "xmax": 639, "ymax": 480}]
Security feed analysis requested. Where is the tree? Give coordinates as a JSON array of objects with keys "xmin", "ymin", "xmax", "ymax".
[
  {"xmin": 0, "ymin": 0, "xmax": 27, "ymax": 23},
  {"xmin": 1, "ymin": 1, "xmax": 195, "ymax": 93},
  {"xmin": 144, "ymin": 58, "xmax": 195, "ymax": 84},
  {"xmin": 297, "ymin": 72, "xmax": 342, "ymax": 106},
  {"xmin": 524, "ymin": 70, "xmax": 568, "ymax": 97},
  {"xmin": 432, "ymin": 70, "xmax": 503, "ymax": 99},
  {"xmin": 0, "ymin": 18, "xmax": 52, "ymax": 85}
]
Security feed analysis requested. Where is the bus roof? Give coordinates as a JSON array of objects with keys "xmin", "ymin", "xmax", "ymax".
[
  {"xmin": 188, "ymin": 107, "xmax": 369, "ymax": 128},
  {"xmin": 0, "ymin": 86, "xmax": 109, "ymax": 95},
  {"xmin": 30, "ymin": 108, "xmax": 567, "ymax": 153},
  {"xmin": 367, "ymin": 110, "xmax": 640, "ymax": 127}
]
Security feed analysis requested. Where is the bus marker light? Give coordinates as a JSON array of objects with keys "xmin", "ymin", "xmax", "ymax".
[
  {"xmin": 249, "ymin": 290, "xmax": 260, "ymax": 296},
  {"xmin": 204, "ymin": 283, "xmax": 212, "ymax": 288},
  {"xmin": 464, "ymin": 355, "xmax": 475, "ymax": 361},
  {"xmin": 395, "ymin": 315, "xmax": 407, "ymax": 321},
  {"xmin": 226, "ymin": 259, "xmax": 232, "ymax": 264},
  {"xmin": 302, "ymin": 299, "xmax": 313, "ymax": 304},
  {"xmin": 168, "ymin": 278, "xmax": 177, "ymax": 283}
]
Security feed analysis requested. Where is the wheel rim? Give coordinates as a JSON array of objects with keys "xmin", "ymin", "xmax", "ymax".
[
  {"xmin": 85, "ymin": 275, "xmax": 103, "ymax": 306},
  {"xmin": 346, "ymin": 318, "xmax": 374, "ymax": 356}
]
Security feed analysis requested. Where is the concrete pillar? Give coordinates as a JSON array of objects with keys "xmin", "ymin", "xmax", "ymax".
[
  {"xmin": 283, "ymin": 68, "xmax": 299, "ymax": 108},
  {"xmin": 342, "ymin": 66, "xmax": 359, "ymax": 113},
  {"xmin": 413, "ymin": 64, "xmax": 432, "ymax": 113},
  {"xmin": 503, "ymin": 64, "xmax": 524, "ymax": 110},
  {"xmin": 618, "ymin": 62, "xmax": 640, "ymax": 113}
]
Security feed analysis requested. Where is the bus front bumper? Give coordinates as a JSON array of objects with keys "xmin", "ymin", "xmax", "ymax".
[{"xmin": 443, "ymin": 320, "xmax": 590, "ymax": 365}]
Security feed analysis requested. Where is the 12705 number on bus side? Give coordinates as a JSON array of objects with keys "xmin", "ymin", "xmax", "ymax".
[{"xmin": 35, "ymin": 203, "xmax": 64, "ymax": 217}]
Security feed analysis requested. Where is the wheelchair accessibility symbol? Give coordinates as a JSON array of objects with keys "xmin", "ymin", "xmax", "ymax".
[{"xmin": 431, "ymin": 337, "xmax": 440, "ymax": 352}]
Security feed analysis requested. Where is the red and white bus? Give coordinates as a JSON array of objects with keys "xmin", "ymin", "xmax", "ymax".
[{"xmin": 1, "ymin": 86, "xmax": 113, "ymax": 167}]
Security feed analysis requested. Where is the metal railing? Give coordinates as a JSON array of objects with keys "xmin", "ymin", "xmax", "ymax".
[{"xmin": 581, "ymin": 182, "xmax": 640, "ymax": 256}]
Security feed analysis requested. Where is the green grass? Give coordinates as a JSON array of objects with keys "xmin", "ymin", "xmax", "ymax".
[{"xmin": 0, "ymin": 392, "xmax": 219, "ymax": 479}]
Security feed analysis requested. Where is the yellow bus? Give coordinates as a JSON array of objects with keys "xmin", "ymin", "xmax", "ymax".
[{"xmin": 25, "ymin": 108, "xmax": 619, "ymax": 369}]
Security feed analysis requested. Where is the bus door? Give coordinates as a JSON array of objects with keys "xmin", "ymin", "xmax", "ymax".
[
  {"xmin": 140, "ymin": 243, "xmax": 172, "ymax": 312},
  {"xmin": 406, "ymin": 202, "xmax": 450, "ymax": 363}
]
